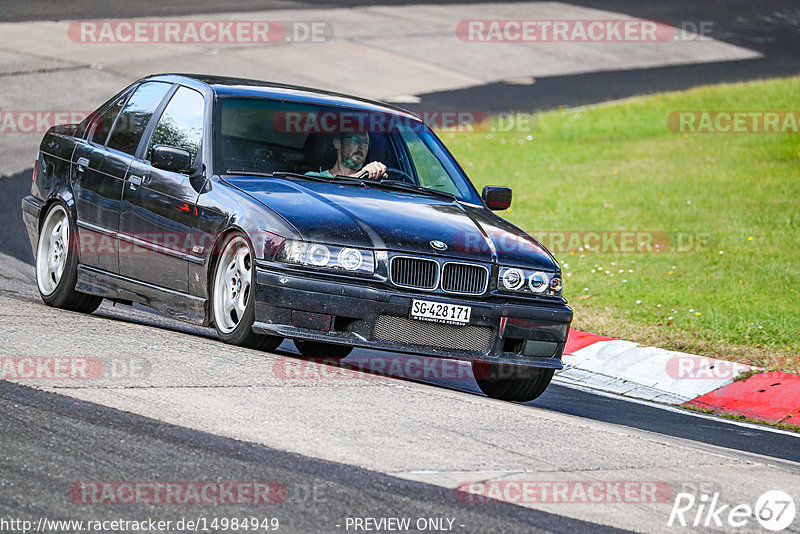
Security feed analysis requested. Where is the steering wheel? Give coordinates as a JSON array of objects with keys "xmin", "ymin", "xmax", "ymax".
[
  {"xmin": 251, "ymin": 147, "xmax": 285, "ymax": 172},
  {"xmin": 358, "ymin": 167, "xmax": 415, "ymax": 183},
  {"xmin": 370, "ymin": 167, "xmax": 416, "ymax": 185},
  {"xmin": 385, "ymin": 167, "xmax": 415, "ymax": 183}
]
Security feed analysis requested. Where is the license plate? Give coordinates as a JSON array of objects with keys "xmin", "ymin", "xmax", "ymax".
[{"xmin": 410, "ymin": 299, "xmax": 471, "ymax": 325}]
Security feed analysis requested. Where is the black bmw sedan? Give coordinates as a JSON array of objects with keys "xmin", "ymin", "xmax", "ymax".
[{"xmin": 21, "ymin": 74, "xmax": 572, "ymax": 402}]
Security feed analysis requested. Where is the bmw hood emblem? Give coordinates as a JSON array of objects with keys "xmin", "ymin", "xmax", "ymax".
[{"xmin": 430, "ymin": 240, "xmax": 448, "ymax": 251}]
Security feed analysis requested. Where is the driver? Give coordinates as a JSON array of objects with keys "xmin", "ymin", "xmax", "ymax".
[{"xmin": 307, "ymin": 132, "xmax": 387, "ymax": 179}]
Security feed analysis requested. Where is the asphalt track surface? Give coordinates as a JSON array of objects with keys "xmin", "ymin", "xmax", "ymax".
[
  {"xmin": 3, "ymin": 168, "xmax": 799, "ymax": 468},
  {"xmin": 0, "ymin": 0, "xmax": 524, "ymax": 22},
  {"xmin": 410, "ymin": 0, "xmax": 800, "ymax": 112},
  {"xmin": 3, "ymin": 0, "xmax": 798, "ymax": 112},
  {"xmin": 2, "ymin": 2, "xmax": 800, "ymax": 531},
  {"xmin": 1, "ymin": 381, "xmax": 626, "ymax": 533}
]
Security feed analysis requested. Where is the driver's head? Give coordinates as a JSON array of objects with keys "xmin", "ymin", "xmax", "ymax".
[{"xmin": 333, "ymin": 132, "xmax": 370, "ymax": 171}]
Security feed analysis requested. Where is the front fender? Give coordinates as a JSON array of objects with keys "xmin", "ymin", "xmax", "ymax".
[{"xmin": 188, "ymin": 177, "xmax": 300, "ymax": 311}]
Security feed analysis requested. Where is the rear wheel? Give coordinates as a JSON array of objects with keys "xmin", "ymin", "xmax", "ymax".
[
  {"xmin": 212, "ymin": 233, "xmax": 282, "ymax": 351},
  {"xmin": 293, "ymin": 339, "xmax": 353, "ymax": 360},
  {"xmin": 472, "ymin": 362, "xmax": 554, "ymax": 402},
  {"xmin": 35, "ymin": 203, "xmax": 102, "ymax": 313}
]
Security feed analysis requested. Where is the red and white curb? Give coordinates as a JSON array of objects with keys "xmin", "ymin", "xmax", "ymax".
[{"xmin": 555, "ymin": 329, "xmax": 800, "ymax": 425}]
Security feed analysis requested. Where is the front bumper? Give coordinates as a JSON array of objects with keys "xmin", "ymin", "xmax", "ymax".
[{"xmin": 252, "ymin": 267, "xmax": 573, "ymax": 369}]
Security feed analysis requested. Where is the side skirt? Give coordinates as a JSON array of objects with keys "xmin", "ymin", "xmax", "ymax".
[{"xmin": 76, "ymin": 264, "xmax": 208, "ymax": 326}]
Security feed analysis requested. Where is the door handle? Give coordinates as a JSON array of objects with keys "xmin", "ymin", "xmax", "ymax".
[
  {"xmin": 76, "ymin": 157, "xmax": 89, "ymax": 173},
  {"xmin": 128, "ymin": 175, "xmax": 142, "ymax": 190}
]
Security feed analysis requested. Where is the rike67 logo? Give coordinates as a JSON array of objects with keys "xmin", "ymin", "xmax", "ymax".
[{"xmin": 668, "ymin": 490, "xmax": 796, "ymax": 531}]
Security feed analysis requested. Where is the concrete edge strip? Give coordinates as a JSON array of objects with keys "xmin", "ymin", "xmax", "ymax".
[{"xmin": 559, "ymin": 328, "xmax": 800, "ymax": 424}]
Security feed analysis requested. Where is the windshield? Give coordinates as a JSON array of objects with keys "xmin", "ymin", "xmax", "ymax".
[{"xmin": 214, "ymin": 97, "xmax": 482, "ymax": 204}]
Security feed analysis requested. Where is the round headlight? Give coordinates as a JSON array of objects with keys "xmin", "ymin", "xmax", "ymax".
[
  {"xmin": 528, "ymin": 272, "xmax": 548, "ymax": 293},
  {"xmin": 307, "ymin": 244, "xmax": 330, "ymax": 266},
  {"xmin": 550, "ymin": 277, "xmax": 562, "ymax": 292},
  {"xmin": 281, "ymin": 240, "xmax": 304, "ymax": 263},
  {"xmin": 502, "ymin": 268, "xmax": 524, "ymax": 290},
  {"xmin": 338, "ymin": 248, "xmax": 363, "ymax": 271}
]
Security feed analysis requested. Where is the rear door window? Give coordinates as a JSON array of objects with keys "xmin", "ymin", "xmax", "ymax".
[
  {"xmin": 90, "ymin": 92, "xmax": 128, "ymax": 145},
  {"xmin": 105, "ymin": 82, "xmax": 171, "ymax": 156},
  {"xmin": 145, "ymin": 86, "xmax": 205, "ymax": 162}
]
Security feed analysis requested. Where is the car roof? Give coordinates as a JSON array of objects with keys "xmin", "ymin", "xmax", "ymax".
[{"xmin": 142, "ymin": 73, "xmax": 421, "ymax": 120}]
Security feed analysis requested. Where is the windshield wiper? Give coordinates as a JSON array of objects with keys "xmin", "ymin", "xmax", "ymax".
[
  {"xmin": 225, "ymin": 170, "xmax": 365, "ymax": 185},
  {"xmin": 359, "ymin": 178, "xmax": 456, "ymax": 201},
  {"xmin": 226, "ymin": 169, "xmax": 274, "ymax": 177},
  {"xmin": 226, "ymin": 170, "xmax": 455, "ymax": 201},
  {"xmin": 275, "ymin": 171, "xmax": 365, "ymax": 185}
]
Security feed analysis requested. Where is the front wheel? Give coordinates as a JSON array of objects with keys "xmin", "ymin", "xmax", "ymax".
[
  {"xmin": 35, "ymin": 203, "xmax": 102, "ymax": 313},
  {"xmin": 472, "ymin": 362, "xmax": 554, "ymax": 402},
  {"xmin": 293, "ymin": 339, "xmax": 353, "ymax": 360},
  {"xmin": 212, "ymin": 233, "xmax": 282, "ymax": 351}
]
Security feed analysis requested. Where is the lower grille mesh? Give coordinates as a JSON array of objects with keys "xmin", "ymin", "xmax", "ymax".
[{"xmin": 373, "ymin": 315, "xmax": 492, "ymax": 351}]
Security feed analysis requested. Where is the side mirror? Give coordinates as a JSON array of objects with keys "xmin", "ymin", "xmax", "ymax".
[
  {"xmin": 482, "ymin": 186, "xmax": 512, "ymax": 210},
  {"xmin": 151, "ymin": 144, "xmax": 192, "ymax": 173}
]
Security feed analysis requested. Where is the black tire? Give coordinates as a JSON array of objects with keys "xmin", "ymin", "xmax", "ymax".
[
  {"xmin": 293, "ymin": 339, "xmax": 353, "ymax": 360},
  {"xmin": 35, "ymin": 203, "xmax": 102, "ymax": 314},
  {"xmin": 472, "ymin": 362, "xmax": 554, "ymax": 402},
  {"xmin": 211, "ymin": 232, "xmax": 282, "ymax": 351}
]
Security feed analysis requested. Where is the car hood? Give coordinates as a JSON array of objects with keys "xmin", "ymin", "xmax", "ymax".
[{"xmin": 228, "ymin": 178, "xmax": 558, "ymax": 270}]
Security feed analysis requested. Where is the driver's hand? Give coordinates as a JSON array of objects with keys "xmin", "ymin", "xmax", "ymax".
[{"xmin": 357, "ymin": 161, "xmax": 387, "ymax": 179}]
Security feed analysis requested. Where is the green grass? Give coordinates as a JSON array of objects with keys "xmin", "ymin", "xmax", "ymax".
[{"xmin": 441, "ymin": 76, "xmax": 800, "ymax": 371}]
